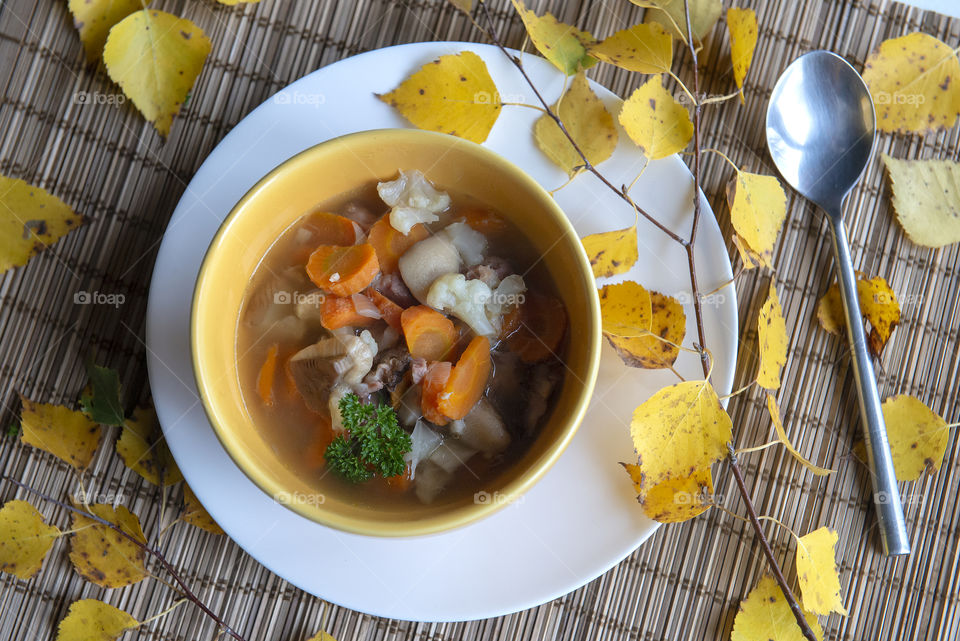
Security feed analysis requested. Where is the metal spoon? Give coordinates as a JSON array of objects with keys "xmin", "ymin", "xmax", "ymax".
[{"xmin": 766, "ymin": 51, "xmax": 909, "ymax": 556}]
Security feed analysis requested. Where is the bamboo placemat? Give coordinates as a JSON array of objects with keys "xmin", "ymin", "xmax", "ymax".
[{"xmin": 1, "ymin": 0, "xmax": 958, "ymax": 639}]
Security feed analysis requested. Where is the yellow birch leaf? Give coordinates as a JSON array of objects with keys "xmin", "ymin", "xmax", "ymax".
[
  {"xmin": 581, "ymin": 224, "xmax": 638, "ymax": 278},
  {"xmin": 644, "ymin": 0, "xmax": 722, "ymax": 42},
  {"xmin": 862, "ymin": 32, "xmax": 960, "ymax": 134},
  {"xmin": 599, "ymin": 281, "xmax": 686, "ymax": 369},
  {"xmin": 757, "ymin": 281, "xmax": 787, "ymax": 390},
  {"xmin": 628, "ymin": 380, "xmax": 732, "ymax": 510},
  {"xmin": 182, "ymin": 485, "xmax": 225, "ymax": 535},
  {"xmin": 510, "ymin": 0, "xmax": 597, "ymax": 76},
  {"xmin": 795, "ymin": 527, "xmax": 848, "ymax": 616},
  {"xmin": 726, "ymin": 171, "xmax": 787, "ymax": 270},
  {"xmin": 103, "ymin": 10, "xmax": 212, "ymax": 137},
  {"xmin": 68, "ymin": 0, "xmax": 143, "ymax": 63},
  {"xmin": 446, "ymin": 0, "xmax": 473, "ymax": 13},
  {"xmin": 306, "ymin": 632, "xmax": 337, "ymax": 641},
  {"xmin": 731, "ymin": 575, "xmax": 824, "ymax": 641},
  {"xmin": 55, "ymin": 599, "xmax": 138, "ymax": 641},
  {"xmin": 116, "ymin": 405, "xmax": 182, "ymax": 486},
  {"xmin": 766, "ymin": 394, "xmax": 833, "ymax": 476},
  {"xmin": 586, "ymin": 22, "xmax": 673, "ymax": 74},
  {"xmin": 0, "ymin": 500, "xmax": 61, "ymax": 579},
  {"xmin": 882, "ymin": 395, "xmax": 950, "ymax": 481},
  {"xmin": 69, "ymin": 504, "xmax": 147, "ymax": 588},
  {"xmin": 619, "ymin": 75, "xmax": 693, "ymax": 160},
  {"xmin": 19, "ymin": 395, "xmax": 101, "ymax": 471},
  {"xmin": 623, "ymin": 462, "xmax": 713, "ymax": 523},
  {"xmin": 726, "ymin": 8, "xmax": 758, "ymax": 103},
  {"xmin": 816, "ymin": 274, "xmax": 900, "ymax": 357},
  {"xmin": 881, "ymin": 154, "xmax": 960, "ymax": 248},
  {"xmin": 534, "ymin": 72, "xmax": 617, "ymax": 175},
  {"xmin": 377, "ymin": 51, "xmax": 502, "ymax": 144},
  {"xmin": 0, "ymin": 175, "xmax": 83, "ymax": 274}
]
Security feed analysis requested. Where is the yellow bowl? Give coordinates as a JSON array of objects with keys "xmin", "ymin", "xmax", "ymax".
[{"xmin": 192, "ymin": 129, "xmax": 601, "ymax": 537}]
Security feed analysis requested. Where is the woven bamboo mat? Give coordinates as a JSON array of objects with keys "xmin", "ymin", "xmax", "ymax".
[{"xmin": 1, "ymin": 0, "xmax": 958, "ymax": 639}]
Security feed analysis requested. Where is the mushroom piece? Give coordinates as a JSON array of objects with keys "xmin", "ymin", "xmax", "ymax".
[
  {"xmin": 287, "ymin": 338, "xmax": 352, "ymax": 413},
  {"xmin": 449, "ymin": 398, "xmax": 511, "ymax": 455},
  {"xmin": 398, "ymin": 234, "xmax": 462, "ymax": 304}
]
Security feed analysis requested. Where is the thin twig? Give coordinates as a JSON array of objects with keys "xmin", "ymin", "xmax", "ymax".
[{"xmin": 0, "ymin": 474, "xmax": 247, "ymax": 641}]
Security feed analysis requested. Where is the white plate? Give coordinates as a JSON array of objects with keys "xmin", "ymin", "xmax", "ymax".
[{"xmin": 145, "ymin": 42, "xmax": 737, "ymax": 622}]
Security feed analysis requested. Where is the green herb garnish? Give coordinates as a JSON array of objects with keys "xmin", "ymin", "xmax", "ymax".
[{"xmin": 324, "ymin": 393, "xmax": 412, "ymax": 483}]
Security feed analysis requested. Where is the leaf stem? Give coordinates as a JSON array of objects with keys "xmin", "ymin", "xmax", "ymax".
[
  {"xmin": 137, "ymin": 598, "xmax": 188, "ymax": 628},
  {"xmin": 500, "ymin": 101, "xmax": 547, "ymax": 112},
  {"xmin": 735, "ymin": 440, "xmax": 778, "ymax": 455}
]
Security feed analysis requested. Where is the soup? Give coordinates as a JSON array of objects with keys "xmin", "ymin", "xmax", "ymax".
[{"xmin": 236, "ymin": 170, "xmax": 568, "ymax": 507}]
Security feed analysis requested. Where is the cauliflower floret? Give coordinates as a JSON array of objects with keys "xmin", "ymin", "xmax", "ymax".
[
  {"xmin": 437, "ymin": 222, "xmax": 487, "ymax": 266},
  {"xmin": 426, "ymin": 273, "xmax": 496, "ymax": 337},
  {"xmin": 338, "ymin": 329, "xmax": 379, "ymax": 385},
  {"xmin": 488, "ymin": 274, "xmax": 526, "ymax": 319},
  {"xmin": 377, "ymin": 170, "xmax": 451, "ymax": 234}
]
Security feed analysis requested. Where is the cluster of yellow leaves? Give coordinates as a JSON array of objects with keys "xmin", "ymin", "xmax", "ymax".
[{"xmin": 816, "ymin": 273, "xmax": 900, "ymax": 357}]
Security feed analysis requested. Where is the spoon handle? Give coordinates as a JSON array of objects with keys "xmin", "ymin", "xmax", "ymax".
[{"xmin": 828, "ymin": 214, "xmax": 910, "ymax": 556}]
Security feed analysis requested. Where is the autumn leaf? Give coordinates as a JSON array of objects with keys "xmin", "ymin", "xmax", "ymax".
[
  {"xmin": 599, "ymin": 281, "xmax": 686, "ymax": 369},
  {"xmin": 731, "ymin": 575, "xmax": 824, "ymax": 641},
  {"xmin": 586, "ymin": 22, "xmax": 673, "ymax": 74},
  {"xmin": 627, "ymin": 380, "xmax": 732, "ymax": 522},
  {"xmin": 881, "ymin": 154, "xmax": 960, "ymax": 248},
  {"xmin": 0, "ymin": 500, "xmax": 61, "ymax": 579},
  {"xmin": 19, "ymin": 395, "xmax": 102, "ymax": 471},
  {"xmin": 103, "ymin": 10, "xmax": 212, "ymax": 136},
  {"xmin": 795, "ymin": 527, "xmax": 847, "ymax": 616},
  {"xmin": 80, "ymin": 361, "xmax": 124, "ymax": 426},
  {"xmin": 182, "ymin": 485, "xmax": 225, "ymax": 535},
  {"xmin": 623, "ymin": 462, "xmax": 713, "ymax": 522},
  {"xmin": 69, "ymin": 504, "xmax": 147, "ymax": 588},
  {"xmin": 68, "ymin": 0, "xmax": 143, "ymax": 63},
  {"xmin": 882, "ymin": 395, "xmax": 951, "ymax": 481},
  {"xmin": 725, "ymin": 171, "xmax": 787, "ymax": 269},
  {"xmin": 766, "ymin": 394, "xmax": 833, "ymax": 476},
  {"xmin": 862, "ymin": 32, "xmax": 960, "ymax": 134},
  {"xmin": 757, "ymin": 281, "xmax": 787, "ymax": 390},
  {"xmin": 510, "ymin": 0, "xmax": 596, "ymax": 76},
  {"xmin": 644, "ymin": 0, "xmax": 722, "ymax": 42},
  {"xmin": 726, "ymin": 8, "xmax": 757, "ymax": 103},
  {"xmin": 534, "ymin": 72, "xmax": 617, "ymax": 175},
  {"xmin": 619, "ymin": 75, "xmax": 693, "ymax": 160},
  {"xmin": 445, "ymin": 0, "xmax": 473, "ymax": 14},
  {"xmin": 306, "ymin": 632, "xmax": 338, "ymax": 641},
  {"xmin": 0, "ymin": 175, "xmax": 83, "ymax": 275},
  {"xmin": 116, "ymin": 405, "xmax": 183, "ymax": 486},
  {"xmin": 377, "ymin": 51, "xmax": 502, "ymax": 144},
  {"xmin": 55, "ymin": 599, "xmax": 138, "ymax": 641},
  {"xmin": 816, "ymin": 274, "xmax": 900, "ymax": 357},
  {"xmin": 581, "ymin": 224, "xmax": 638, "ymax": 278}
]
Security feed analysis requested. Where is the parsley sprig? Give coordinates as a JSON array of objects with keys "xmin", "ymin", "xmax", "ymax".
[{"xmin": 324, "ymin": 393, "xmax": 412, "ymax": 483}]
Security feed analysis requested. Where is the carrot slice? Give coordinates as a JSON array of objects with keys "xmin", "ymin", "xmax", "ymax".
[
  {"xmin": 366, "ymin": 288, "xmax": 405, "ymax": 330},
  {"xmin": 437, "ymin": 336, "xmax": 492, "ymax": 420},
  {"xmin": 367, "ymin": 216, "xmax": 429, "ymax": 272},
  {"xmin": 302, "ymin": 211, "xmax": 358, "ymax": 246},
  {"xmin": 507, "ymin": 292, "xmax": 567, "ymax": 363},
  {"xmin": 401, "ymin": 305, "xmax": 458, "ymax": 361},
  {"xmin": 306, "ymin": 243, "xmax": 379, "ymax": 296},
  {"xmin": 320, "ymin": 294, "xmax": 378, "ymax": 330},
  {"xmin": 257, "ymin": 344, "xmax": 279, "ymax": 407},
  {"xmin": 420, "ymin": 361, "xmax": 452, "ymax": 426},
  {"xmin": 460, "ymin": 208, "xmax": 508, "ymax": 236}
]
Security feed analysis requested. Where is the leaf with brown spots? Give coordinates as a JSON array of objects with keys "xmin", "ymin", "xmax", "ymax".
[
  {"xmin": 622, "ymin": 462, "xmax": 713, "ymax": 523},
  {"xmin": 862, "ymin": 32, "xmax": 960, "ymax": 134},
  {"xmin": 68, "ymin": 504, "xmax": 147, "ymax": 588},
  {"xmin": 0, "ymin": 500, "xmax": 61, "ymax": 579},
  {"xmin": 731, "ymin": 575, "xmax": 824, "ymax": 641},
  {"xmin": 726, "ymin": 8, "xmax": 758, "ymax": 103},
  {"xmin": 882, "ymin": 394, "xmax": 952, "ymax": 481},
  {"xmin": 882, "ymin": 154, "xmax": 960, "ymax": 248},
  {"xmin": 756, "ymin": 281, "xmax": 787, "ymax": 390},
  {"xmin": 581, "ymin": 224, "xmax": 638, "ymax": 278},
  {"xmin": 68, "ymin": 0, "xmax": 143, "ymax": 63},
  {"xmin": 586, "ymin": 22, "xmax": 673, "ymax": 74},
  {"xmin": 377, "ymin": 51, "xmax": 502, "ymax": 143},
  {"xmin": 726, "ymin": 171, "xmax": 788, "ymax": 270},
  {"xmin": 103, "ymin": 10, "xmax": 212, "ymax": 136},
  {"xmin": 0, "ymin": 175, "xmax": 83, "ymax": 275},
  {"xmin": 618, "ymin": 75, "xmax": 693, "ymax": 160},
  {"xmin": 534, "ymin": 71, "xmax": 617, "ymax": 175},
  {"xmin": 181, "ymin": 485, "xmax": 225, "ymax": 535},
  {"xmin": 599, "ymin": 281, "xmax": 686, "ymax": 369},
  {"xmin": 19, "ymin": 395, "xmax": 102, "ymax": 471},
  {"xmin": 816, "ymin": 273, "xmax": 900, "ymax": 357},
  {"xmin": 116, "ymin": 405, "xmax": 183, "ymax": 486},
  {"xmin": 510, "ymin": 0, "xmax": 597, "ymax": 76},
  {"xmin": 55, "ymin": 599, "xmax": 138, "ymax": 641},
  {"xmin": 794, "ymin": 527, "xmax": 847, "ymax": 616},
  {"xmin": 766, "ymin": 394, "xmax": 833, "ymax": 477}
]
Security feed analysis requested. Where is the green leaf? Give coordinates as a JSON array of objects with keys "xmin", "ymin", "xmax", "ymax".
[{"xmin": 80, "ymin": 361, "xmax": 124, "ymax": 426}]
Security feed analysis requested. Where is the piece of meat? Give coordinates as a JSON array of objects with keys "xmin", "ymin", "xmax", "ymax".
[
  {"xmin": 288, "ymin": 338, "xmax": 351, "ymax": 413},
  {"xmin": 374, "ymin": 271, "xmax": 418, "ymax": 308},
  {"xmin": 341, "ymin": 202, "xmax": 379, "ymax": 232},
  {"xmin": 357, "ymin": 346, "xmax": 411, "ymax": 395},
  {"xmin": 410, "ymin": 357, "xmax": 428, "ymax": 384}
]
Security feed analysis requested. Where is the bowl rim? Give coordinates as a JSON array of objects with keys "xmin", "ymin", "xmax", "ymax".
[{"xmin": 190, "ymin": 128, "xmax": 602, "ymax": 537}]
